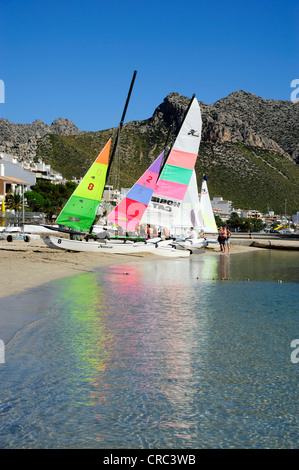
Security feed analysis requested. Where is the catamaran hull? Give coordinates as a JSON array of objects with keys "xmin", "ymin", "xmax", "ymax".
[
  {"xmin": 43, "ymin": 236, "xmax": 190, "ymax": 258},
  {"xmin": 172, "ymin": 239, "xmax": 208, "ymax": 252}
]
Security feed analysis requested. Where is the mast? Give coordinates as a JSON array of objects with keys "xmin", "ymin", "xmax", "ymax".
[
  {"xmin": 106, "ymin": 70, "xmax": 137, "ymax": 180},
  {"xmin": 88, "ymin": 70, "xmax": 137, "ymax": 233}
]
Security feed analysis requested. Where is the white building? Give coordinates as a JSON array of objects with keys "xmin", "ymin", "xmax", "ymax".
[
  {"xmin": 0, "ymin": 153, "xmax": 36, "ymax": 200},
  {"xmin": 239, "ymin": 209, "xmax": 262, "ymax": 219},
  {"xmin": 102, "ymin": 185, "xmax": 120, "ymax": 204},
  {"xmin": 211, "ymin": 196, "xmax": 233, "ymax": 220},
  {"xmin": 22, "ymin": 159, "xmax": 64, "ymax": 184}
]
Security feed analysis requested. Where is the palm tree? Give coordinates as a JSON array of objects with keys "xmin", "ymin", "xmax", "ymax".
[{"xmin": 7, "ymin": 190, "xmax": 23, "ymax": 225}]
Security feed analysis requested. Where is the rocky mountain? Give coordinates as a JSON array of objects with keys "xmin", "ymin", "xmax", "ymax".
[
  {"xmin": 152, "ymin": 91, "xmax": 298, "ymax": 163},
  {"xmin": 0, "ymin": 117, "xmax": 82, "ymax": 160},
  {"xmin": 0, "ymin": 91, "xmax": 298, "ymax": 214}
]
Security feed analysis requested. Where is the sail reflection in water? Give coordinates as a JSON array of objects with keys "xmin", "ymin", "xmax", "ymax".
[
  {"xmin": 92, "ymin": 257, "xmax": 219, "ymax": 444},
  {"xmin": 1, "ymin": 252, "xmax": 298, "ymax": 449},
  {"xmin": 53, "ymin": 273, "xmax": 113, "ymax": 378},
  {"xmin": 49, "ymin": 258, "xmax": 219, "ymax": 446}
]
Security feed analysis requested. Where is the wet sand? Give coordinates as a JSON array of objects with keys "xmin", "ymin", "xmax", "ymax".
[{"xmin": 0, "ymin": 238, "xmax": 260, "ymax": 299}]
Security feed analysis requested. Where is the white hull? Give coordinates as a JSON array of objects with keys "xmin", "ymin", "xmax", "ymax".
[
  {"xmin": 0, "ymin": 231, "xmax": 40, "ymax": 242},
  {"xmin": 43, "ymin": 236, "xmax": 190, "ymax": 258},
  {"xmin": 172, "ymin": 239, "xmax": 208, "ymax": 252}
]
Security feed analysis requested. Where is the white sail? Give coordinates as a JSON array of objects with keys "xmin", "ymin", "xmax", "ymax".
[
  {"xmin": 141, "ymin": 96, "xmax": 202, "ymax": 232},
  {"xmin": 197, "ymin": 176, "xmax": 218, "ymax": 233},
  {"xmin": 170, "ymin": 171, "xmax": 201, "ymax": 236}
]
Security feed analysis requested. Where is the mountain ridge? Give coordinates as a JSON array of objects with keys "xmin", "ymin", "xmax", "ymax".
[{"xmin": 0, "ymin": 90, "xmax": 298, "ymax": 214}]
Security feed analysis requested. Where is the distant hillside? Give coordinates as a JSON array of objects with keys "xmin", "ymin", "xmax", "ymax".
[{"xmin": 0, "ymin": 91, "xmax": 298, "ymax": 214}]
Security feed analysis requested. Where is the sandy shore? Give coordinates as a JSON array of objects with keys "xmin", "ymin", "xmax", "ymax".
[{"xmin": 0, "ymin": 238, "xmax": 261, "ymax": 299}]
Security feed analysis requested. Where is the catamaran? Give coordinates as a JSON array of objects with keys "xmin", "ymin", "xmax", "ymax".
[
  {"xmin": 43, "ymin": 74, "xmax": 187, "ymax": 257},
  {"xmin": 44, "ymin": 88, "xmax": 210, "ymax": 256},
  {"xmin": 106, "ymin": 94, "xmax": 209, "ymax": 252},
  {"xmin": 44, "ymin": 144, "xmax": 188, "ymax": 257}
]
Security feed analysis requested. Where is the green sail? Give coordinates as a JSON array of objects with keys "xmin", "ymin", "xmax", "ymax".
[{"xmin": 56, "ymin": 139, "xmax": 111, "ymax": 232}]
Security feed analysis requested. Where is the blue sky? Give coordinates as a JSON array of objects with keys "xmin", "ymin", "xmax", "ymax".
[{"xmin": 1, "ymin": 0, "xmax": 298, "ymax": 131}]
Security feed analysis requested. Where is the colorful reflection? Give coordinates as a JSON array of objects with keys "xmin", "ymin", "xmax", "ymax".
[
  {"xmin": 98, "ymin": 258, "xmax": 219, "ymax": 441},
  {"xmin": 2, "ymin": 253, "xmax": 298, "ymax": 448},
  {"xmin": 219, "ymin": 253, "xmax": 231, "ymax": 280},
  {"xmin": 49, "ymin": 256, "xmax": 220, "ymax": 443},
  {"xmin": 53, "ymin": 273, "xmax": 113, "ymax": 378}
]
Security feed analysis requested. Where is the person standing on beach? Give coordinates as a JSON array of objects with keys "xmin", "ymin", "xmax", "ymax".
[
  {"xmin": 221, "ymin": 226, "xmax": 227, "ymax": 253},
  {"xmin": 226, "ymin": 227, "xmax": 231, "ymax": 254},
  {"xmin": 218, "ymin": 226, "xmax": 223, "ymax": 251}
]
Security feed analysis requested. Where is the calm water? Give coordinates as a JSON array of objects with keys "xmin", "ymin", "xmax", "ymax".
[{"xmin": 0, "ymin": 250, "xmax": 298, "ymax": 449}]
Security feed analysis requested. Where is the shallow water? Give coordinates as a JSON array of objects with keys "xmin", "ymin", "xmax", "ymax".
[{"xmin": 0, "ymin": 250, "xmax": 298, "ymax": 448}]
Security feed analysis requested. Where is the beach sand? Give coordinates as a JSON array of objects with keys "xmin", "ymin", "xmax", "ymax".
[{"xmin": 0, "ymin": 238, "xmax": 261, "ymax": 299}]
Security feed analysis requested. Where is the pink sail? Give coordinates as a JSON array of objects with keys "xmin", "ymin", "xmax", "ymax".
[{"xmin": 107, "ymin": 152, "xmax": 164, "ymax": 231}]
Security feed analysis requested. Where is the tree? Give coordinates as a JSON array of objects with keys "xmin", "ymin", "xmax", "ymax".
[
  {"xmin": 29, "ymin": 180, "xmax": 77, "ymax": 203},
  {"xmin": 251, "ymin": 218, "xmax": 265, "ymax": 232},
  {"xmin": 242, "ymin": 218, "xmax": 253, "ymax": 232},
  {"xmin": 7, "ymin": 190, "xmax": 23, "ymax": 224},
  {"xmin": 25, "ymin": 191, "xmax": 46, "ymax": 211},
  {"xmin": 214, "ymin": 215, "xmax": 222, "ymax": 227},
  {"xmin": 226, "ymin": 212, "xmax": 264, "ymax": 232},
  {"xmin": 226, "ymin": 212, "xmax": 242, "ymax": 229},
  {"xmin": 26, "ymin": 180, "xmax": 78, "ymax": 222}
]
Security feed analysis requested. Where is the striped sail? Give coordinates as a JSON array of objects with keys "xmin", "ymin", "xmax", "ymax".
[
  {"xmin": 141, "ymin": 96, "xmax": 202, "ymax": 229},
  {"xmin": 197, "ymin": 175, "xmax": 218, "ymax": 233},
  {"xmin": 107, "ymin": 151, "xmax": 164, "ymax": 231},
  {"xmin": 56, "ymin": 139, "xmax": 111, "ymax": 232}
]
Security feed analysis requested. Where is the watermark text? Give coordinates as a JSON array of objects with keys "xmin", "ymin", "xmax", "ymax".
[
  {"xmin": 0, "ymin": 79, "xmax": 4, "ymax": 103},
  {"xmin": 0, "ymin": 339, "xmax": 5, "ymax": 363},
  {"xmin": 291, "ymin": 339, "xmax": 299, "ymax": 364},
  {"xmin": 290, "ymin": 79, "xmax": 299, "ymax": 103}
]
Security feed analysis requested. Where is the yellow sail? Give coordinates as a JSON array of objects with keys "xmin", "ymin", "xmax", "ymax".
[{"xmin": 1, "ymin": 198, "xmax": 5, "ymax": 227}]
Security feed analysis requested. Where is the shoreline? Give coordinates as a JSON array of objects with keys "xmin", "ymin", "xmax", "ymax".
[{"xmin": 0, "ymin": 239, "xmax": 262, "ymax": 299}]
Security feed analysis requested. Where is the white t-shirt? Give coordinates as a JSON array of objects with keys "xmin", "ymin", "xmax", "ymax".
[{"xmin": 187, "ymin": 229, "xmax": 196, "ymax": 239}]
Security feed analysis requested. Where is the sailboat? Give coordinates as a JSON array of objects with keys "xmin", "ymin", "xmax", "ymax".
[
  {"xmin": 44, "ymin": 144, "xmax": 188, "ymax": 257},
  {"xmin": 105, "ymin": 94, "xmax": 206, "ymax": 252},
  {"xmin": 43, "ymin": 74, "xmax": 189, "ymax": 257},
  {"xmin": 44, "ymin": 93, "xmax": 204, "ymax": 257},
  {"xmin": 197, "ymin": 174, "xmax": 218, "ymax": 240},
  {"xmin": 136, "ymin": 95, "xmax": 218, "ymax": 251},
  {"xmin": 56, "ymin": 138, "xmax": 111, "ymax": 233},
  {"xmin": 105, "ymin": 94, "xmax": 207, "ymax": 253},
  {"xmin": 140, "ymin": 95, "xmax": 202, "ymax": 232},
  {"xmin": 1, "ymin": 197, "xmax": 5, "ymax": 227}
]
